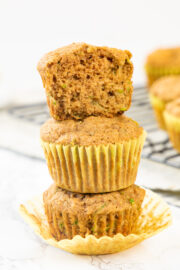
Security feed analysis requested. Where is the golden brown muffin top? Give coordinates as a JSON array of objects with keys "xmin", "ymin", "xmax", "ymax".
[
  {"xmin": 37, "ymin": 43, "xmax": 132, "ymax": 75},
  {"xmin": 40, "ymin": 115, "xmax": 144, "ymax": 146},
  {"xmin": 166, "ymin": 98, "xmax": 180, "ymax": 117},
  {"xmin": 43, "ymin": 184, "xmax": 145, "ymax": 215},
  {"xmin": 150, "ymin": 76, "xmax": 180, "ymax": 102},
  {"xmin": 146, "ymin": 47, "xmax": 180, "ymax": 68}
]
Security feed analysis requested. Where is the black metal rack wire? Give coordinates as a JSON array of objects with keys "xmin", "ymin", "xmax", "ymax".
[{"xmin": 8, "ymin": 86, "xmax": 180, "ymax": 169}]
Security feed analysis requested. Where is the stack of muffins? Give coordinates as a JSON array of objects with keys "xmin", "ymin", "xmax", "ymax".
[
  {"xmin": 145, "ymin": 48, "xmax": 180, "ymax": 153},
  {"xmin": 37, "ymin": 43, "xmax": 146, "ymax": 242}
]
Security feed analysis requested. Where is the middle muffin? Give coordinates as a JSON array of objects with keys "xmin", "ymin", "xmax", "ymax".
[{"xmin": 41, "ymin": 115, "xmax": 146, "ymax": 193}]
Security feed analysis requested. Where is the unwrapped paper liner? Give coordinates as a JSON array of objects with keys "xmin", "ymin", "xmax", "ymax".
[{"xmin": 19, "ymin": 189, "xmax": 172, "ymax": 255}]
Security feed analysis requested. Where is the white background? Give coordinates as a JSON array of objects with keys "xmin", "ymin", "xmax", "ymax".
[{"xmin": 0, "ymin": 0, "xmax": 180, "ymax": 104}]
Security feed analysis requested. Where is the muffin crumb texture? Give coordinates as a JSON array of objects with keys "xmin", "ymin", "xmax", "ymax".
[{"xmin": 38, "ymin": 43, "xmax": 133, "ymax": 120}]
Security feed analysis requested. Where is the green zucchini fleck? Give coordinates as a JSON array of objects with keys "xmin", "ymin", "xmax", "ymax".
[
  {"xmin": 129, "ymin": 198, "xmax": 135, "ymax": 205},
  {"xmin": 61, "ymin": 84, "xmax": 67, "ymax": 89},
  {"xmin": 116, "ymin": 89, "xmax": 124, "ymax": 94},
  {"xmin": 73, "ymin": 219, "xmax": 78, "ymax": 225},
  {"xmin": 120, "ymin": 107, "xmax": 127, "ymax": 111},
  {"xmin": 59, "ymin": 222, "xmax": 64, "ymax": 232}
]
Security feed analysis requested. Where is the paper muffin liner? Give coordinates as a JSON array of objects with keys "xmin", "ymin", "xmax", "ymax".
[
  {"xmin": 146, "ymin": 66, "xmax": 180, "ymax": 76},
  {"xmin": 43, "ymin": 189, "xmax": 144, "ymax": 241},
  {"xmin": 145, "ymin": 66, "xmax": 180, "ymax": 86},
  {"xmin": 19, "ymin": 189, "xmax": 172, "ymax": 255},
  {"xmin": 149, "ymin": 94, "xmax": 166, "ymax": 130},
  {"xmin": 164, "ymin": 111, "xmax": 180, "ymax": 153},
  {"xmin": 41, "ymin": 131, "xmax": 146, "ymax": 193}
]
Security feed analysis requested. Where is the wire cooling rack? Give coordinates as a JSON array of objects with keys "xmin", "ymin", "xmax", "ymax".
[{"xmin": 8, "ymin": 86, "xmax": 180, "ymax": 169}]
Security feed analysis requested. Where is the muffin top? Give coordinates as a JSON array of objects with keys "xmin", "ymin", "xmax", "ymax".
[
  {"xmin": 166, "ymin": 98, "xmax": 180, "ymax": 118},
  {"xmin": 150, "ymin": 76, "xmax": 180, "ymax": 102},
  {"xmin": 43, "ymin": 184, "xmax": 145, "ymax": 215},
  {"xmin": 146, "ymin": 47, "xmax": 180, "ymax": 68},
  {"xmin": 38, "ymin": 43, "xmax": 132, "ymax": 74},
  {"xmin": 40, "ymin": 115, "xmax": 144, "ymax": 146}
]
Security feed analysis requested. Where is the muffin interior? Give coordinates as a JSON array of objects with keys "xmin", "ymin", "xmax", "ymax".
[{"xmin": 38, "ymin": 43, "xmax": 133, "ymax": 120}]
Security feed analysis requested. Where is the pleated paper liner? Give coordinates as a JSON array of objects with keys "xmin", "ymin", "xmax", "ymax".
[
  {"xmin": 41, "ymin": 131, "xmax": 146, "ymax": 193},
  {"xmin": 164, "ymin": 111, "xmax": 180, "ymax": 153},
  {"xmin": 19, "ymin": 189, "xmax": 172, "ymax": 255},
  {"xmin": 149, "ymin": 94, "xmax": 166, "ymax": 130},
  {"xmin": 145, "ymin": 65, "xmax": 180, "ymax": 86}
]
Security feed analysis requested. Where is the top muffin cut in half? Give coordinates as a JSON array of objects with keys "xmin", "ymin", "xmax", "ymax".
[{"xmin": 37, "ymin": 43, "xmax": 133, "ymax": 120}]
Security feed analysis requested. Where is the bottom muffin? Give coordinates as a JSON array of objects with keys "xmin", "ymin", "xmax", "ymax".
[
  {"xmin": 43, "ymin": 184, "xmax": 145, "ymax": 241},
  {"xmin": 164, "ymin": 98, "xmax": 180, "ymax": 153}
]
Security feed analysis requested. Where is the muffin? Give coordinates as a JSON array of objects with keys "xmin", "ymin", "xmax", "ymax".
[
  {"xmin": 149, "ymin": 76, "xmax": 180, "ymax": 129},
  {"xmin": 164, "ymin": 98, "xmax": 180, "ymax": 153},
  {"xmin": 40, "ymin": 115, "xmax": 146, "ymax": 193},
  {"xmin": 43, "ymin": 184, "xmax": 145, "ymax": 241},
  {"xmin": 20, "ymin": 187, "xmax": 172, "ymax": 255},
  {"xmin": 37, "ymin": 43, "xmax": 133, "ymax": 120},
  {"xmin": 145, "ymin": 47, "xmax": 180, "ymax": 86}
]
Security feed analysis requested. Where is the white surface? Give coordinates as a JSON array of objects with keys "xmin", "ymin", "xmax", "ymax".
[
  {"xmin": 137, "ymin": 159, "xmax": 180, "ymax": 193},
  {"xmin": 0, "ymin": 148, "xmax": 180, "ymax": 270}
]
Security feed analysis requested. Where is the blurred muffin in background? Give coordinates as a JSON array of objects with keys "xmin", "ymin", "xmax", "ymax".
[
  {"xmin": 145, "ymin": 47, "xmax": 180, "ymax": 86},
  {"xmin": 149, "ymin": 76, "xmax": 180, "ymax": 130},
  {"xmin": 164, "ymin": 98, "xmax": 180, "ymax": 153}
]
